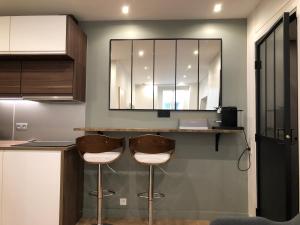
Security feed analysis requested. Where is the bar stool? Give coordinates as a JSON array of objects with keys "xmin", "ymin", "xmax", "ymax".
[
  {"xmin": 129, "ymin": 134, "xmax": 175, "ymax": 225},
  {"xmin": 76, "ymin": 135, "xmax": 125, "ymax": 225}
]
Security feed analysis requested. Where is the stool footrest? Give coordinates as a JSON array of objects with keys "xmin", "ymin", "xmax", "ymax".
[
  {"xmin": 137, "ymin": 192, "xmax": 165, "ymax": 199},
  {"xmin": 91, "ymin": 223, "xmax": 112, "ymax": 225},
  {"xmin": 89, "ymin": 189, "xmax": 115, "ymax": 197}
]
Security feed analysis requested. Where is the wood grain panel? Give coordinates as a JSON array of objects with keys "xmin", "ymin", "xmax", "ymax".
[
  {"xmin": 66, "ymin": 16, "xmax": 87, "ymax": 101},
  {"xmin": 0, "ymin": 61, "xmax": 21, "ymax": 95},
  {"xmin": 61, "ymin": 147, "xmax": 84, "ymax": 225},
  {"xmin": 21, "ymin": 60, "xmax": 74, "ymax": 94}
]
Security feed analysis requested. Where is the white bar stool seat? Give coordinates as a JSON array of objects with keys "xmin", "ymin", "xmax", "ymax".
[
  {"xmin": 134, "ymin": 152, "xmax": 171, "ymax": 164},
  {"xmin": 84, "ymin": 152, "xmax": 121, "ymax": 164}
]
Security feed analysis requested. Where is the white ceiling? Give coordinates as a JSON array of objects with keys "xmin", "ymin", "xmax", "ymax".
[{"xmin": 0, "ymin": 0, "xmax": 261, "ymax": 21}]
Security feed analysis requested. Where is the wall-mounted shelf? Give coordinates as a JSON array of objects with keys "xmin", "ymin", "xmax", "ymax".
[{"xmin": 74, "ymin": 127, "xmax": 244, "ymax": 151}]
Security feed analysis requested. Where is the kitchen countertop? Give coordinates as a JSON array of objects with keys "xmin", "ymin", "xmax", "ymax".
[
  {"xmin": 0, "ymin": 140, "xmax": 75, "ymax": 151},
  {"xmin": 74, "ymin": 127, "xmax": 244, "ymax": 133}
]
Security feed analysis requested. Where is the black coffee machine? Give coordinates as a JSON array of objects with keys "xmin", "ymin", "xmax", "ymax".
[{"xmin": 220, "ymin": 107, "xmax": 238, "ymax": 128}]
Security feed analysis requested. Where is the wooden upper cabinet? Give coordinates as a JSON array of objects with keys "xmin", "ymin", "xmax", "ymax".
[
  {"xmin": 0, "ymin": 15, "xmax": 86, "ymax": 102},
  {"xmin": 10, "ymin": 16, "xmax": 67, "ymax": 54},
  {"xmin": 0, "ymin": 61, "xmax": 21, "ymax": 96},
  {"xmin": 21, "ymin": 60, "xmax": 73, "ymax": 95},
  {"xmin": 0, "ymin": 17, "xmax": 10, "ymax": 53}
]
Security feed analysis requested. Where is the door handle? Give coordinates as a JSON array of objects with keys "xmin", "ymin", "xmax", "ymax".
[{"xmin": 276, "ymin": 128, "xmax": 285, "ymax": 140}]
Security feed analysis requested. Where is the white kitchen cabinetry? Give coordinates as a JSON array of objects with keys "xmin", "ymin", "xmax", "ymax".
[
  {"xmin": 0, "ymin": 17, "xmax": 10, "ymax": 53},
  {"xmin": 10, "ymin": 15, "xmax": 67, "ymax": 54},
  {"xmin": 2, "ymin": 150, "xmax": 62, "ymax": 225}
]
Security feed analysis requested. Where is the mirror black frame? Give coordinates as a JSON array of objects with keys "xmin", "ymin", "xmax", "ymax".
[{"xmin": 109, "ymin": 38, "xmax": 223, "ymax": 111}]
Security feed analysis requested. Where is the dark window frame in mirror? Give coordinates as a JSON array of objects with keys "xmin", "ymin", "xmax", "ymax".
[{"xmin": 109, "ymin": 38, "xmax": 223, "ymax": 111}]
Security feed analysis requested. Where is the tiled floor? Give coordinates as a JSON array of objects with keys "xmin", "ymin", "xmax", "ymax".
[{"xmin": 78, "ymin": 218, "xmax": 210, "ymax": 225}]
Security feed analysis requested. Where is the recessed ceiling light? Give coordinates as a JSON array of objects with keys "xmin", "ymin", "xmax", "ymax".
[
  {"xmin": 187, "ymin": 65, "xmax": 192, "ymax": 69},
  {"xmin": 138, "ymin": 50, "xmax": 144, "ymax": 57},
  {"xmin": 183, "ymin": 75, "xmax": 187, "ymax": 79},
  {"xmin": 213, "ymin": 3, "xmax": 222, "ymax": 13},
  {"xmin": 144, "ymin": 66, "xmax": 148, "ymax": 70},
  {"xmin": 122, "ymin": 5, "xmax": 129, "ymax": 14},
  {"xmin": 193, "ymin": 50, "xmax": 198, "ymax": 55}
]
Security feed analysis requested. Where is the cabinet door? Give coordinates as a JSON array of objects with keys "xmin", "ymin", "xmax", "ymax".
[
  {"xmin": 2, "ymin": 150, "xmax": 61, "ymax": 225},
  {"xmin": 0, "ymin": 17, "xmax": 10, "ymax": 52},
  {"xmin": 0, "ymin": 151, "xmax": 3, "ymax": 225},
  {"xmin": 21, "ymin": 60, "xmax": 74, "ymax": 94},
  {"xmin": 0, "ymin": 61, "xmax": 21, "ymax": 96},
  {"xmin": 10, "ymin": 16, "xmax": 67, "ymax": 54}
]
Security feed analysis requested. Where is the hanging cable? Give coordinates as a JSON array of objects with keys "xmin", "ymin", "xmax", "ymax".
[{"xmin": 238, "ymin": 129, "xmax": 251, "ymax": 172}]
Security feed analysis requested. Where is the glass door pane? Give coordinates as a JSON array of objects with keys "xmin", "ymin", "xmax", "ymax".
[
  {"xmin": 266, "ymin": 34, "xmax": 275, "ymax": 138},
  {"xmin": 259, "ymin": 42, "xmax": 266, "ymax": 136},
  {"xmin": 275, "ymin": 23, "xmax": 285, "ymax": 140}
]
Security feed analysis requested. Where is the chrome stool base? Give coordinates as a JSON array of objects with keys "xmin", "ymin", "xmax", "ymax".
[
  {"xmin": 89, "ymin": 189, "xmax": 115, "ymax": 197},
  {"xmin": 138, "ymin": 192, "xmax": 165, "ymax": 199}
]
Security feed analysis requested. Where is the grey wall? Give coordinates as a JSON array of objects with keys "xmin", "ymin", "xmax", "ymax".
[
  {"xmin": 0, "ymin": 101, "xmax": 85, "ymax": 141},
  {"xmin": 81, "ymin": 19, "xmax": 248, "ymax": 220}
]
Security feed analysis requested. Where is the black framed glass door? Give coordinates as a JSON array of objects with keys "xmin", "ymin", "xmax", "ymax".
[{"xmin": 256, "ymin": 12, "xmax": 299, "ymax": 221}]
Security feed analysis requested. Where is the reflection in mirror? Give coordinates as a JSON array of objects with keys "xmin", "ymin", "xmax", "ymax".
[
  {"xmin": 198, "ymin": 40, "xmax": 221, "ymax": 110},
  {"xmin": 109, "ymin": 39, "xmax": 222, "ymax": 111},
  {"xmin": 132, "ymin": 40, "xmax": 154, "ymax": 109},
  {"xmin": 176, "ymin": 40, "xmax": 198, "ymax": 110},
  {"xmin": 154, "ymin": 40, "xmax": 176, "ymax": 110},
  {"xmin": 110, "ymin": 40, "xmax": 132, "ymax": 109}
]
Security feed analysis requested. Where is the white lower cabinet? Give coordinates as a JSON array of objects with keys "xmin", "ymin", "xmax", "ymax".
[
  {"xmin": 0, "ymin": 150, "xmax": 3, "ymax": 225},
  {"xmin": 2, "ymin": 150, "xmax": 62, "ymax": 225}
]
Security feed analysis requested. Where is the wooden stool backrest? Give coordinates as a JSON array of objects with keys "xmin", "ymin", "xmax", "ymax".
[
  {"xmin": 76, "ymin": 135, "xmax": 125, "ymax": 157},
  {"xmin": 129, "ymin": 134, "xmax": 175, "ymax": 155}
]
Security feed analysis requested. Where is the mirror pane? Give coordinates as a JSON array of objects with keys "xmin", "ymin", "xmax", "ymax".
[
  {"xmin": 198, "ymin": 40, "xmax": 221, "ymax": 110},
  {"xmin": 176, "ymin": 40, "xmax": 198, "ymax": 110},
  {"xmin": 154, "ymin": 40, "xmax": 176, "ymax": 110},
  {"xmin": 109, "ymin": 39, "xmax": 222, "ymax": 111},
  {"xmin": 132, "ymin": 40, "xmax": 154, "ymax": 109},
  {"xmin": 110, "ymin": 40, "xmax": 132, "ymax": 109}
]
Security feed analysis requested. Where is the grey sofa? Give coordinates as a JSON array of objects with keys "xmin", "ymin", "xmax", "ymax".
[{"xmin": 210, "ymin": 214, "xmax": 300, "ymax": 225}]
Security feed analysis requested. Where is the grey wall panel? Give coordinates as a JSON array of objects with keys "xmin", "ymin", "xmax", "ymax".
[
  {"xmin": 13, "ymin": 101, "xmax": 85, "ymax": 141},
  {"xmin": 0, "ymin": 100, "xmax": 85, "ymax": 141},
  {"xmin": 80, "ymin": 19, "xmax": 248, "ymax": 219}
]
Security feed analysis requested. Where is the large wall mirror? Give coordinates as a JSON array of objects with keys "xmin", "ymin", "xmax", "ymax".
[{"xmin": 109, "ymin": 39, "xmax": 222, "ymax": 111}]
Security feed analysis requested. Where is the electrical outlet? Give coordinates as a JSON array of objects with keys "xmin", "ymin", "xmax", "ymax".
[
  {"xmin": 16, "ymin": 123, "xmax": 28, "ymax": 131},
  {"xmin": 120, "ymin": 198, "xmax": 127, "ymax": 206}
]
